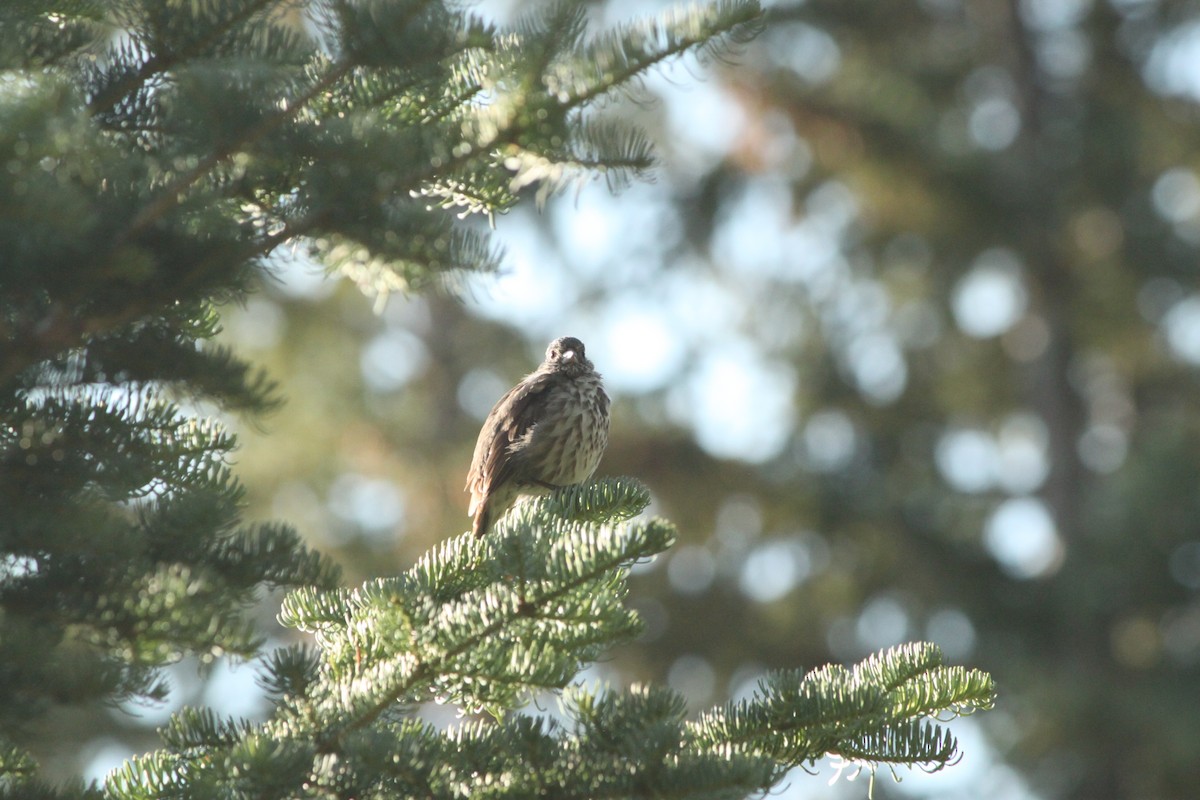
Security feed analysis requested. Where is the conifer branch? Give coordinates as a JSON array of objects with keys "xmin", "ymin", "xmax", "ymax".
[
  {"xmin": 95, "ymin": 472, "xmax": 992, "ymax": 798},
  {"xmin": 689, "ymin": 641, "xmax": 995, "ymax": 771},
  {"xmin": 86, "ymin": 0, "xmax": 284, "ymax": 117},
  {"xmin": 113, "ymin": 57, "xmax": 352, "ymax": 247},
  {"xmin": 288, "ymin": 480, "xmax": 669, "ymax": 745},
  {"xmin": 554, "ymin": 1, "xmax": 764, "ymax": 109}
]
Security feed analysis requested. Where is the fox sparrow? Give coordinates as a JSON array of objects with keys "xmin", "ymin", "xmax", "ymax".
[{"xmin": 466, "ymin": 336, "xmax": 610, "ymax": 537}]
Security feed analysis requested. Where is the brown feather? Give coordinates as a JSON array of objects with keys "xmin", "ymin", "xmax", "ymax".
[{"xmin": 466, "ymin": 373, "xmax": 558, "ymax": 532}]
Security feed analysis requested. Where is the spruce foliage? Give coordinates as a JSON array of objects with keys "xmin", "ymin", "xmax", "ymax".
[
  {"xmin": 103, "ymin": 481, "xmax": 992, "ymax": 799},
  {"xmin": 0, "ymin": 0, "xmax": 993, "ymax": 796}
]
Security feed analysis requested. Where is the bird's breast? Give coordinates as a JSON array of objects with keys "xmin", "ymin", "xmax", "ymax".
[{"xmin": 524, "ymin": 374, "xmax": 610, "ymax": 486}]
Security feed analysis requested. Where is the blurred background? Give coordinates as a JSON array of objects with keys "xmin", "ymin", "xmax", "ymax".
[{"xmin": 60, "ymin": 0, "xmax": 1200, "ymax": 797}]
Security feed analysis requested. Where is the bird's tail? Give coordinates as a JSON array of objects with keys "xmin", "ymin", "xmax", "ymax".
[{"xmin": 471, "ymin": 501, "xmax": 491, "ymax": 538}]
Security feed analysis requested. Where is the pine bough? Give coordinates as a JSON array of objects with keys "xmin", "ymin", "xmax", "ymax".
[{"xmin": 104, "ymin": 479, "xmax": 993, "ymax": 799}]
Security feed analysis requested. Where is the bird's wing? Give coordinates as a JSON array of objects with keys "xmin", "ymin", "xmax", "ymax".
[{"xmin": 466, "ymin": 370, "xmax": 557, "ymax": 511}]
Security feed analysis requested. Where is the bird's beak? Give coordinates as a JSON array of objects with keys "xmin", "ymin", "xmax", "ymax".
[{"xmin": 562, "ymin": 350, "xmax": 577, "ymax": 362}]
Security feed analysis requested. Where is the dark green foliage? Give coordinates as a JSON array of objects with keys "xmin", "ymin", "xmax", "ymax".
[
  {"xmin": 0, "ymin": 373, "xmax": 340, "ymax": 727},
  {"xmin": 694, "ymin": 642, "xmax": 992, "ymax": 767},
  {"xmin": 104, "ymin": 481, "xmax": 991, "ymax": 799},
  {"xmin": 276, "ymin": 478, "xmax": 671, "ymax": 721}
]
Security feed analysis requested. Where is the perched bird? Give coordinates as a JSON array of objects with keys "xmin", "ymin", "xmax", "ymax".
[{"xmin": 466, "ymin": 336, "xmax": 610, "ymax": 537}]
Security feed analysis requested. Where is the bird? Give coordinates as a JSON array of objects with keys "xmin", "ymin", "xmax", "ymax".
[{"xmin": 466, "ymin": 336, "xmax": 610, "ymax": 537}]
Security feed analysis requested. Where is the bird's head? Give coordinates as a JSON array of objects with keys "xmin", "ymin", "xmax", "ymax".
[{"xmin": 544, "ymin": 336, "xmax": 593, "ymax": 377}]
